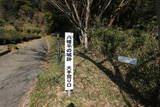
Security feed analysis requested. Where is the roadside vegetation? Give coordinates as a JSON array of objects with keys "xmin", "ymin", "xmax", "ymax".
[
  {"xmin": 29, "ymin": 26, "xmax": 159, "ymax": 107},
  {"xmin": 0, "ymin": 0, "xmax": 159, "ymax": 106},
  {"xmin": 0, "ymin": 0, "xmax": 53, "ymax": 44},
  {"xmin": 0, "ymin": 29, "xmax": 40, "ymax": 44},
  {"xmin": 30, "ymin": 36, "xmax": 136, "ymax": 107},
  {"xmin": 88, "ymin": 27, "xmax": 159, "ymax": 106}
]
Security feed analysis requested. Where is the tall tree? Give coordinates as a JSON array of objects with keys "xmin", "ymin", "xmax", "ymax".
[
  {"xmin": 108, "ymin": 0, "xmax": 129, "ymax": 27},
  {"xmin": 0, "ymin": 0, "xmax": 4, "ymax": 20},
  {"xmin": 47, "ymin": 0, "xmax": 112, "ymax": 50}
]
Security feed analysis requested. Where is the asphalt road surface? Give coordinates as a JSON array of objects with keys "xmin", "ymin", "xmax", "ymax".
[{"xmin": 0, "ymin": 39, "xmax": 48, "ymax": 107}]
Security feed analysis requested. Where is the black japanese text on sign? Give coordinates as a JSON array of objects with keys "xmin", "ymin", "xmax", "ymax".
[{"xmin": 65, "ymin": 32, "xmax": 74, "ymax": 91}]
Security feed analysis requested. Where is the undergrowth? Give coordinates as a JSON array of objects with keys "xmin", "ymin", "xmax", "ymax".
[{"xmin": 30, "ymin": 36, "xmax": 136, "ymax": 107}]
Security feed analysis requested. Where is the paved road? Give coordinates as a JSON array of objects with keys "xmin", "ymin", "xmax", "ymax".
[{"xmin": 0, "ymin": 39, "xmax": 48, "ymax": 107}]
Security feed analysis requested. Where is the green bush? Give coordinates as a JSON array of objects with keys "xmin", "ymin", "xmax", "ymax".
[
  {"xmin": 0, "ymin": 19, "xmax": 5, "ymax": 26},
  {"xmin": 0, "ymin": 29, "xmax": 40, "ymax": 44},
  {"xmin": 89, "ymin": 27, "xmax": 160, "ymax": 105},
  {"xmin": 0, "ymin": 29, "xmax": 22, "ymax": 43},
  {"xmin": 23, "ymin": 33, "xmax": 40, "ymax": 40},
  {"xmin": 89, "ymin": 27, "xmax": 127, "ymax": 57},
  {"xmin": 89, "ymin": 27, "xmax": 158, "ymax": 59}
]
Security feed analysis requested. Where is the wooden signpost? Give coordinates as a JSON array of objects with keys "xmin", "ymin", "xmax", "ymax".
[{"xmin": 65, "ymin": 32, "xmax": 74, "ymax": 96}]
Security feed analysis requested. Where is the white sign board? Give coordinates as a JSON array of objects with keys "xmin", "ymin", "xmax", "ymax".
[
  {"xmin": 118, "ymin": 56, "xmax": 137, "ymax": 65},
  {"xmin": 65, "ymin": 32, "xmax": 74, "ymax": 92}
]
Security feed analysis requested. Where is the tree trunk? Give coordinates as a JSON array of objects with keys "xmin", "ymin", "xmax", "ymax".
[
  {"xmin": 84, "ymin": 32, "xmax": 88, "ymax": 50},
  {"xmin": 80, "ymin": 30, "xmax": 88, "ymax": 50},
  {"xmin": 108, "ymin": 16, "xmax": 116, "ymax": 27}
]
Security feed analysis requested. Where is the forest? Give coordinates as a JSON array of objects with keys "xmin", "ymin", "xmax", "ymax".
[{"xmin": 0, "ymin": 0, "xmax": 159, "ymax": 106}]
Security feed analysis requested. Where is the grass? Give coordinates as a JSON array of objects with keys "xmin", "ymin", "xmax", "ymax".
[
  {"xmin": 0, "ymin": 29, "xmax": 41, "ymax": 44},
  {"xmin": 89, "ymin": 27, "xmax": 160, "ymax": 106},
  {"xmin": 29, "ymin": 36, "xmax": 136, "ymax": 107}
]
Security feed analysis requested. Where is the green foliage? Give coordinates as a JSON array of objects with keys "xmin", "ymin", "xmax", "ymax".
[
  {"xmin": 89, "ymin": 27, "xmax": 159, "ymax": 105},
  {"xmin": 0, "ymin": 29, "xmax": 40, "ymax": 44},
  {"xmin": 89, "ymin": 27, "xmax": 158, "ymax": 58},
  {"xmin": 0, "ymin": 0, "xmax": 53, "ymax": 35},
  {"xmin": 0, "ymin": 29, "xmax": 22, "ymax": 43},
  {"xmin": 0, "ymin": 0, "xmax": 158, "ymax": 105},
  {"xmin": 30, "ymin": 37, "xmax": 135, "ymax": 107},
  {"xmin": 89, "ymin": 27, "xmax": 125, "ymax": 56},
  {"xmin": 0, "ymin": 19, "xmax": 5, "ymax": 26}
]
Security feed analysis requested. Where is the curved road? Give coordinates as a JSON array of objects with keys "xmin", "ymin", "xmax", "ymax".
[{"xmin": 0, "ymin": 39, "xmax": 48, "ymax": 107}]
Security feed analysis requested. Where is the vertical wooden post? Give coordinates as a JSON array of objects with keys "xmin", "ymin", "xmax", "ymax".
[{"xmin": 56, "ymin": 34, "xmax": 61, "ymax": 64}]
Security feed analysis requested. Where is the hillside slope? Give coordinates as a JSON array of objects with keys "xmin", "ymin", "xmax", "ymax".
[{"xmin": 28, "ymin": 37, "xmax": 136, "ymax": 107}]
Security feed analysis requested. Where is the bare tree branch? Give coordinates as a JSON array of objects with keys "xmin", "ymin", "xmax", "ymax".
[
  {"xmin": 47, "ymin": 0, "xmax": 116, "ymax": 49},
  {"xmin": 72, "ymin": 2, "xmax": 82, "ymax": 28},
  {"xmin": 46, "ymin": 0, "xmax": 66, "ymax": 13},
  {"xmin": 99, "ymin": 0, "xmax": 112, "ymax": 18}
]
